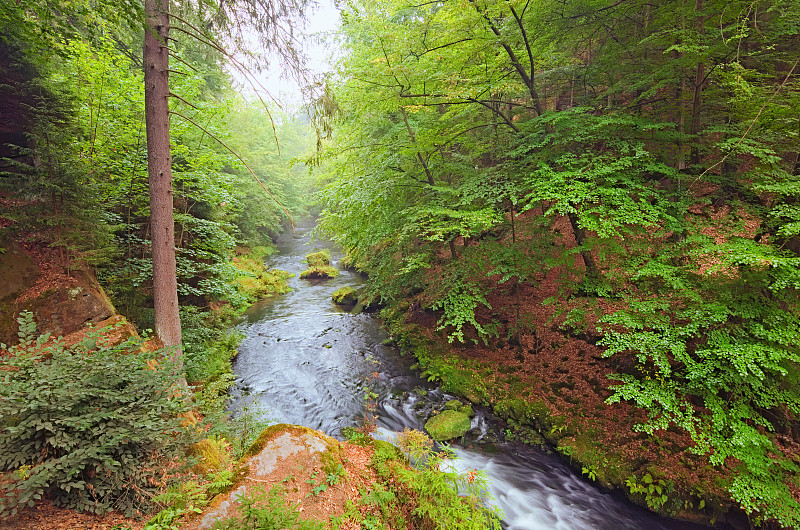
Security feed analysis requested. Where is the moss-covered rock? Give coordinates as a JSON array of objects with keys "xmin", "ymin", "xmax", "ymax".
[
  {"xmin": 305, "ymin": 250, "xmax": 332, "ymax": 267},
  {"xmin": 300, "ymin": 265, "xmax": 339, "ymax": 279},
  {"xmin": 331, "ymin": 286, "xmax": 358, "ymax": 305},
  {"xmin": 299, "ymin": 251, "xmax": 339, "ymax": 279},
  {"xmin": 424, "ymin": 410, "xmax": 471, "ymax": 441},
  {"xmin": 444, "ymin": 399, "xmax": 462, "ymax": 411}
]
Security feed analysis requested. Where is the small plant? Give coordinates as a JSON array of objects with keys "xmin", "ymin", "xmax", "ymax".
[
  {"xmin": 0, "ymin": 312, "xmax": 193, "ymax": 516},
  {"xmin": 393, "ymin": 429, "xmax": 434, "ymax": 465},
  {"xmin": 358, "ymin": 356, "xmax": 381, "ymax": 435},
  {"xmin": 626, "ymin": 473, "xmax": 669, "ymax": 511},
  {"xmin": 305, "ymin": 471, "xmax": 329, "ymax": 497},
  {"xmin": 326, "ymin": 465, "xmax": 344, "ymax": 486},
  {"xmin": 210, "ymin": 485, "xmax": 324, "ymax": 530},
  {"xmin": 229, "ymin": 386, "xmax": 275, "ymax": 458},
  {"xmin": 581, "ymin": 466, "xmax": 598, "ymax": 482}
]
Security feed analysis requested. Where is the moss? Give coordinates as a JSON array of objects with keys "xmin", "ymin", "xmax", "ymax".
[
  {"xmin": 305, "ymin": 250, "xmax": 332, "ymax": 267},
  {"xmin": 242, "ymin": 424, "xmax": 338, "ymax": 459},
  {"xmin": 231, "ymin": 248, "xmax": 292, "ymax": 304},
  {"xmin": 444, "ymin": 399, "xmax": 462, "ymax": 411},
  {"xmin": 424, "ymin": 410, "xmax": 471, "ymax": 441},
  {"xmin": 300, "ymin": 265, "xmax": 339, "ymax": 279},
  {"xmin": 332, "ymin": 287, "xmax": 358, "ymax": 305}
]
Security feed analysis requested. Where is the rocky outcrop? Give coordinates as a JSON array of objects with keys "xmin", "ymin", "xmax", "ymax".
[
  {"xmin": 184, "ymin": 424, "xmax": 356, "ymax": 530},
  {"xmin": 0, "ymin": 237, "xmax": 116, "ymax": 345}
]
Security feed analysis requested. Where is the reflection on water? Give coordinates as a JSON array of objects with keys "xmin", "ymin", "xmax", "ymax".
[{"xmin": 231, "ymin": 221, "xmax": 711, "ymax": 530}]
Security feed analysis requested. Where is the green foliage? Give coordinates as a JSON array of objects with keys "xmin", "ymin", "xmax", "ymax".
[
  {"xmin": 331, "ymin": 286, "xmax": 358, "ymax": 305},
  {"xmin": 600, "ymin": 235, "xmax": 800, "ymax": 526},
  {"xmin": 210, "ymin": 485, "xmax": 325, "ymax": 530},
  {"xmin": 0, "ymin": 312, "xmax": 193, "ymax": 516},
  {"xmin": 626, "ymin": 473, "xmax": 671, "ymax": 512}
]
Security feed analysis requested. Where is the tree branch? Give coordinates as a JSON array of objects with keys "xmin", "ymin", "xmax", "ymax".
[
  {"xmin": 690, "ymin": 55, "xmax": 800, "ymax": 188},
  {"xmin": 169, "ymin": 110, "xmax": 295, "ymax": 231}
]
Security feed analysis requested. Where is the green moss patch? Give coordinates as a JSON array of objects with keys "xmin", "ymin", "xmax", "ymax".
[
  {"xmin": 300, "ymin": 251, "xmax": 339, "ymax": 279},
  {"xmin": 231, "ymin": 248, "xmax": 292, "ymax": 306},
  {"xmin": 424, "ymin": 410, "xmax": 471, "ymax": 441},
  {"xmin": 331, "ymin": 286, "xmax": 358, "ymax": 305},
  {"xmin": 300, "ymin": 265, "xmax": 339, "ymax": 279}
]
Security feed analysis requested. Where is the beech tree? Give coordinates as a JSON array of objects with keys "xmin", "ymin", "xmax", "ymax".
[{"xmin": 320, "ymin": 0, "xmax": 800, "ymax": 525}]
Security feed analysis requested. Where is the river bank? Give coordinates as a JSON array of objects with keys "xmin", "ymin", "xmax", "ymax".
[
  {"xmin": 226, "ymin": 220, "xmax": 722, "ymax": 529},
  {"xmin": 379, "ymin": 294, "xmax": 749, "ymax": 529}
]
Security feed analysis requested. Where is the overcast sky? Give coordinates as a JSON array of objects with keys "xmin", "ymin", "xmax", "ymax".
[{"xmin": 236, "ymin": 0, "xmax": 341, "ymax": 109}]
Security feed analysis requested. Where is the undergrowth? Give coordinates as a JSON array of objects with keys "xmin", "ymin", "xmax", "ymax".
[{"xmin": 0, "ymin": 312, "xmax": 194, "ymax": 516}]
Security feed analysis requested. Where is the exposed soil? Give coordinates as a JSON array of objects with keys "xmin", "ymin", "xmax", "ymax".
[{"xmin": 0, "ymin": 501, "xmax": 145, "ymax": 530}]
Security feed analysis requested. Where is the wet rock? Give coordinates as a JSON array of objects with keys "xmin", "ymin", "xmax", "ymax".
[
  {"xmin": 331, "ymin": 286, "xmax": 358, "ymax": 305},
  {"xmin": 186, "ymin": 424, "xmax": 340, "ymax": 530},
  {"xmin": 424, "ymin": 410, "xmax": 471, "ymax": 441}
]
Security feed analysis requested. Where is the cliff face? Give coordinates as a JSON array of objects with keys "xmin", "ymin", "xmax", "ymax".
[{"xmin": 0, "ymin": 233, "xmax": 116, "ymax": 346}]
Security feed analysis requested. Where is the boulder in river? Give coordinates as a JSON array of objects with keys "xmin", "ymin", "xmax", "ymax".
[
  {"xmin": 300, "ymin": 250, "xmax": 340, "ymax": 279},
  {"xmin": 424, "ymin": 410, "xmax": 471, "ymax": 441},
  {"xmin": 331, "ymin": 286, "xmax": 358, "ymax": 305}
]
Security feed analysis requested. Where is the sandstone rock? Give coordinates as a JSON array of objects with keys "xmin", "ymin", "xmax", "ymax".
[
  {"xmin": 26, "ymin": 269, "xmax": 116, "ymax": 340},
  {"xmin": 186, "ymin": 425, "xmax": 341, "ymax": 530}
]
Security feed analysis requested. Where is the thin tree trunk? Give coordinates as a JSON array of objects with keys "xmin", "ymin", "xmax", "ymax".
[
  {"xmin": 690, "ymin": 0, "xmax": 705, "ymax": 166},
  {"xmin": 144, "ymin": 0, "xmax": 182, "ymax": 363},
  {"xmin": 400, "ymin": 106, "xmax": 435, "ymax": 186},
  {"xmin": 510, "ymin": 204, "xmax": 521, "ymax": 343},
  {"xmin": 567, "ymin": 209, "xmax": 598, "ymax": 276}
]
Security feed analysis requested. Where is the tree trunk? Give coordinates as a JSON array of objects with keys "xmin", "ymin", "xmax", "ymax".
[
  {"xmin": 144, "ymin": 0, "xmax": 182, "ymax": 365},
  {"xmin": 567, "ymin": 209, "xmax": 598, "ymax": 277},
  {"xmin": 690, "ymin": 0, "xmax": 705, "ymax": 166}
]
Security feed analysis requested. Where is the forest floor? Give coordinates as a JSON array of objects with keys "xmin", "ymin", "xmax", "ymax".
[{"xmin": 392, "ymin": 210, "xmax": 800, "ymax": 526}]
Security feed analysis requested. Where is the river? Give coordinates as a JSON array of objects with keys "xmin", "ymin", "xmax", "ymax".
[{"xmin": 230, "ymin": 220, "xmax": 711, "ymax": 530}]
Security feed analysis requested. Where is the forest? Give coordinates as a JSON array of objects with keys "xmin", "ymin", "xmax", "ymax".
[{"xmin": 1, "ymin": 0, "xmax": 799, "ymax": 529}]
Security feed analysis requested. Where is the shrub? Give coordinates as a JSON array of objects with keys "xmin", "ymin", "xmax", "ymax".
[{"xmin": 0, "ymin": 312, "xmax": 194, "ymax": 516}]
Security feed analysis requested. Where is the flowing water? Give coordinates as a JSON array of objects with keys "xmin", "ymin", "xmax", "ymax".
[{"xmin": 231, "ymin": 221, "xmax": 711, "ymax": 530}]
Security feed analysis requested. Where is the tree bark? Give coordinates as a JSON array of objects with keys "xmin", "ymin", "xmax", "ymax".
[
  {"xmin": 567, "ymin": 209, "xmax": 598, "ymax": 277},
  {"xmin": 689, "ymin": 0, "xmax": 705, "ymax": 166},
  {"xmin": 144, "ymin": 0, "xmax": 182, "ymax": 363}
]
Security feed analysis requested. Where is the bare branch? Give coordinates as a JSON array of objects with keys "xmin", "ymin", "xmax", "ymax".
[
  {"xmin": 168, "ymin": 18, "xmax": 283, "ymax": 156},
  {"xmin": 168, "ymin": 92, "xmax": 200, "ymax": 110}
]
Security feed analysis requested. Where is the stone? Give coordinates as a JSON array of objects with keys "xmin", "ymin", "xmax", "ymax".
[
  {"xmin": 424, "ymin": 410, "xmax": 471, "ymax": 441},
  {"xmin": 331, "ymin": 286, "xmax": 358, "ymax": 305},
  {"xmin": 185, "ymin": 424, "xmax": 340, "ymax": 530}
]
